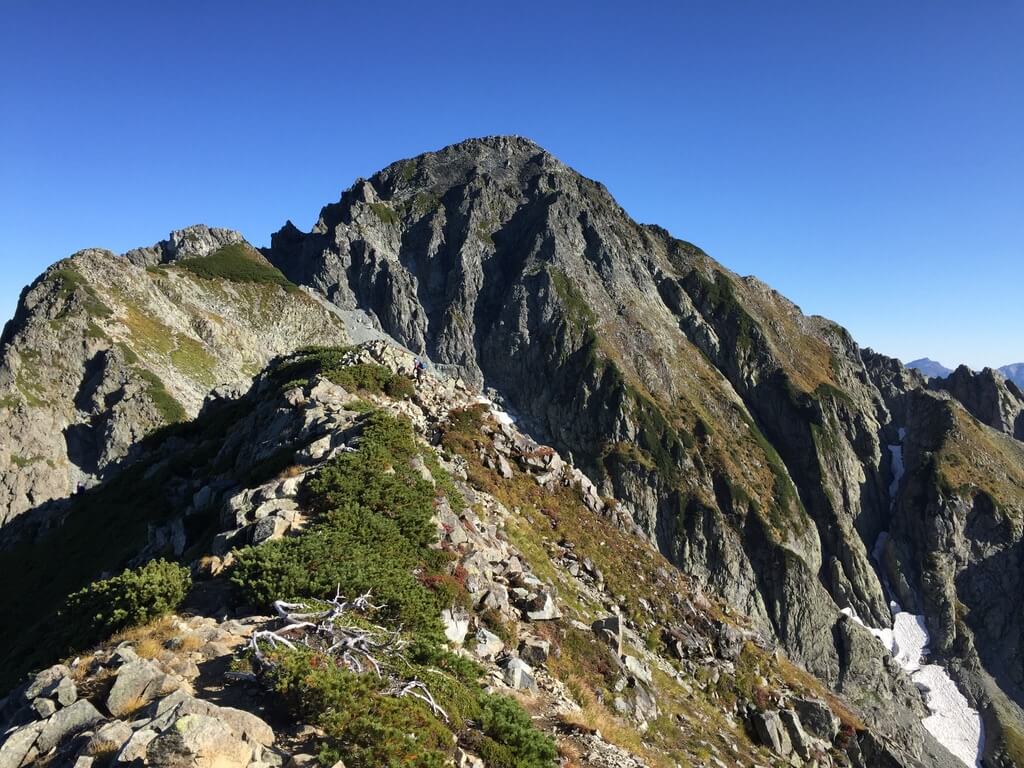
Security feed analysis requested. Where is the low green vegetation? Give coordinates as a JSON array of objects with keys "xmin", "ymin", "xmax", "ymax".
[
  {"xmin": 84, "ymin": 320, "xmax": 108, "ymax": 340},
  {"xmin": 400, "ymin": 160, "xmax": 418, "ymax": 183},
  {"xmin": 49, "ymin": 266, "xmax": 113, "ymax": 319},
  {"xmin": 233, "ymin": 411, "xmax": 456, "ymax": 637},
  {"xmin": 169, "ymin": 334, "xmax": 218, "ymax": 386},
  {"xmin": 62, "ymin": 560, "xmax": 191, "ymax": 647},
  {"xmin": 178, "ymin": 243, "xmax": 294, "ymax": 288},
  {"xmin": 135, "ymin": 366, "xmax": 188, "ymax": 424},
  {"xmin": 412, "ymin": 191, "xmax": 441, "ymax": 216},
  {"xmin": 265, "ymin": 639, "xmax": 554, "ymax": 768},
  {"xmin": 272, "ymin": 346, "xmax": 415, "ymax": 400},
  {"xmin": 369, "ymin": 202, "xmax": 399, "ymax": 226},
  {"xmin": 548, "ymin": 266, "xmax": 596, "ymax": 333},
  {"xmin": 737, "ymin": 411, "xmax": 808, "ymax": 533},
  {"xmin": 682, "ymin": 269, "xmax": 756, "ymax": 355}
]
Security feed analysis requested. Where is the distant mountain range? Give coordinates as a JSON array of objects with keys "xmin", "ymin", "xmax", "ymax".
[
  {"xmin": 906, "ymin": 357, "xmax": 1024, "ymax": 388},
  {"xmin": 1001, "ymin": 363, "xmax": 1024, "ymax": 388},
  {"xmin": 905, "ymin": 358, "xmax": 953, "ymax": 378}
]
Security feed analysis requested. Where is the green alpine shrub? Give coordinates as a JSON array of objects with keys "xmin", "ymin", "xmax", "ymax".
[{"xmin": 62, "ymin": 559, "xmax": 191, "ymax": 642}]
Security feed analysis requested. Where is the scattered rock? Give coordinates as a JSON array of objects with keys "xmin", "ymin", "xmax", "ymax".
[
  {"xmin": 455, "ymin": 746, "xmax": 485, "ymax": 767},
  {"xmin": 24, "ymin": 664, "xmax": 71, "ymax": 700},
  {"xmin": 519, "ymin": 637, "xmax": 550, "ymax": 665},
  {"xmin": 750, "ymin": 709, "xmax": 793, "ymax": 756},
  {"xmin": 84, "ymin": 719, "xmax": 134, "ymax": 755},
  {"xmin": 503, "ymin": 658, "xmax": 537, "ymax": 693},
  {"xmin": 525, "ymin": 591, "xmax": 560, "ymax": 621},
  {"xmin": 442, "ymin": 608, "xmax": 471, "ymax": 646},
  {"xmin": 622, "ymin": 655, "xmax": 652, "ymax": 686},
  {"xmin": 0, "ymin": 721, "xmax": 44, "ymax": 768},
  {"xmin": 31, "ymin": 697, "xmax": 57, "ymax": 719},
  {"xmin": 474, "ymin": 628, "xmax": 505, "ymax": 660},
  {"xmin": 116, "ymin": 726, "xmax": 160, "ymax": 763},
  {"xmin": 779, "ymin": 708, "xmax": 813, "ymax": 759}
]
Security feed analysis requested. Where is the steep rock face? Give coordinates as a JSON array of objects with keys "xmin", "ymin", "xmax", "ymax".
[
  {"xmin": 0, "ymin": 229, "xmax": 348, "ymax": 524},
  {"xmin": 265, "ymin": 137, "xmax": 976, "ymax": 757},
  {"xmin": 929, "ymin": 364, "xmax": 1024, "ymax": 441}
]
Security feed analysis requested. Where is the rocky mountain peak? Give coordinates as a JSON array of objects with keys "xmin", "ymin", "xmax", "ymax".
[{"xmin": 122, "ymin": 224, "xmax": 247, "ymax": 267}]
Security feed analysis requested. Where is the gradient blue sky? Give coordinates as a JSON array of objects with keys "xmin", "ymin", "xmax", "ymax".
[{"xmin": 1, "ymin": 2, "xmax": 1021, "ymax": 368}]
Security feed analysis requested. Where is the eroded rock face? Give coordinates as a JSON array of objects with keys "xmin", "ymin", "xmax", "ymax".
[
  {"xmin": 0, "ymin": 232, "xmax": 348, "ymax": 525},
  {"xmin": 928, "ymin": 364, "xmax": 1024, "ymax": 440},
  {"xmin": 263, "ymin": 144, "xmax": 874, "ymax": 675}
]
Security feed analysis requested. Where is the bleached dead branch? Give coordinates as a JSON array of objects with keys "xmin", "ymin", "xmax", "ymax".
[{"xmin": 249, "ymin": 588, "xmax": 447, "ymax": 721}]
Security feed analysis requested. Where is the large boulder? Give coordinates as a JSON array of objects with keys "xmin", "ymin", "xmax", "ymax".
[
  {"xmin": 84, "ymin": 720, "xmax": 134, "ymax": 756},
  {"xmin": 36, "ymin": 699, "xmax": 105, "ymax": 753},
  {"xmin": 146, "ymin": 713, "xmax": 252, "ymax": 768},
  {"xmin": 749, "ymin": 709, "xmax": 793, "ymax": 756},
  {"xmin": 107, "ymin": 660, "xmax": 167, "ymax": 718},
  {"xmin": 0, "ymin": 722, "xmax": 44, "ymax": 768},
  {"xmin": 791, "ymin": 695, "xmax": 840, "ymax": 742},
  {"xmin": 153, "ymin": 690, "xmax": 275, "ymax": 747},
  {"xmin": 503, "ymin": 658, "xmax": 538, "ymax": 693}
]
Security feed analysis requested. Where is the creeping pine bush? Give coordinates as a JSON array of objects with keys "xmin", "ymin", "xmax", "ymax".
[
  {"xmin": 475, "ymin": 694, "xmax": 560, "ymax": 768},
  {"xmin": 265, "ymin": 646, "xmax": 555, "ymax": 768},
  {"xmin": 231, "ymin": 410, "xmax": 454, "ymax": 638},
  {"xmin": 62, "ymin": 559, "xmax": 191, "ymax": 643},
  {"xmin": 177, "ymin": 243, "xmax": 293, "ymax": 287},
  {"xmin": 270, "ymin": 346, "xmax": 417, "ymax": 399},
  {"xmin": 267, "ymin": 648, "xmax": 452, "ymax": 768}
]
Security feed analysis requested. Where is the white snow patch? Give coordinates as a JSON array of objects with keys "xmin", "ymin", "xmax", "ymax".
[
  {"xmin": 859, "ymin": 430, "xmax": 984, "ymax": 766},
  {"xmin": 852, "ymin": 603, "xmax": 984, "ymax": 766},
  {"xmin": 890, "ymin": 612, "xmax": 929, "ymax": 672},
  {"xmin": 472, "ymin": 395, "xmax": 516, "ymax": 426},
  {"xmin": 888, "ymin": 443, "xmax": 904, "ymax": 499},
  {"xmin": 918, "ymin": 666, "xmax": 985, "ymax": 767}
]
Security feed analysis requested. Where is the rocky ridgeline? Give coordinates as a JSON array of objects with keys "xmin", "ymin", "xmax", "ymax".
[
  {"xmin": 0, "ymin": 340, "xmax": 904, "ymax": 768},
  {"xmin": 0, "ymin": 225, "xmax": 348, "ymax": 524}
]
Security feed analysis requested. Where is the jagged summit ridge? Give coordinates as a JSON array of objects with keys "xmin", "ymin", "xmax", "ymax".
[{"xmin": 122, "ymin": 224, "xmax": 247, "ymax": 266}]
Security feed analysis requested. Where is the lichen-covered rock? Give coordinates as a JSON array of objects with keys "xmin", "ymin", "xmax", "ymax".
[
  {"xmin": 146, "ymin": 713, "xmax": 252, "ymax": 768},
  {"xmin": 35, "ymin": 699, "xmax": 104, "ymax": 753}
]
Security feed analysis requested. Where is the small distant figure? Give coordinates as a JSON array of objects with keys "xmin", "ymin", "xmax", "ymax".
[{"xmin": 413, "ymin": 357, "xmax": 427, "ymax": 384}]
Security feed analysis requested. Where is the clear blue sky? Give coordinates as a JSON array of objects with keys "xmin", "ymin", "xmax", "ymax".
[{"xmin": 2, "ymin": 2, "xmax": 1021, "ymax": 368}]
